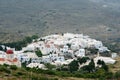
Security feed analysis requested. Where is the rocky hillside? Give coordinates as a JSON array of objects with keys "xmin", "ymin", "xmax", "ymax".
[{"xmin": 0, "ymin": 0, "xmax": 120, "ymax": 43}]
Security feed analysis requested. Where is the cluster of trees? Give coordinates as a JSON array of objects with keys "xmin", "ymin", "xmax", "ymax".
[
  {"xmin": 23, "ymin": 64, "xmax": 120, "ymax": 80},
  {"xmin": 68, "ymin": 57, "xmax": 90, "ymax": 72},
  {"xmin": 81, "ymin": 59, "xmax": 95, "ymax": 73},
  {"xmin": 50, "ymin": 57, "xmax": 114, "ymax": 79},
  {"xmin": 69, "ymin": 60, "xmax": 79, "ymax": 72},
  {"xmin": 97, "ymin": 60, "xmax": 108, "ymax": 72},
  {"xmin": 1, "ymin": 35, "xmax": 38, "ymax": 51},
  {"xmin": 78, "ymin": 57, "xmax": 90, "ymax": 64},
  {"xmin": 68, "ymin": 57, "xmax": 108, "ymax": 74}
]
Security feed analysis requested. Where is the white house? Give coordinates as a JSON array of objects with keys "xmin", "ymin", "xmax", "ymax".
[
  {"xmin": 56, "ymin": 56, "xmax": 65, "ymax": 62},
  {"xmin": 17, "ymin": 52, "xmax": 38, "ymax": 63},
  {"xmin": 111, "ymin": 53, "xmax": 117, "ymax": 58},
  {"xmin": 42, "ymin": 56, "xmax": 51, "ymax": 63},
  {"xmin": 75, "ymin": 49, "xmax": 85, "ymax": 57},
  {"xmin": 27, "ymin": 63, "xmax": 46, "ymax": 70},
  {"xmin": 71, "ymin": 43, "xmax": 79, "ymax": 51},
  {"xmin": 94, "ymin": 56, "xmax": 116, "ymax": 65},
  {"xmin": 78, "ymin": 49, "xmax": 85, "ymax": 57},
  {"xmin": 0, "ymin": 51, "xmax": 6, "ymax": 58},
  {"xmin": 60, "ymin": 45, "xmax": 69, "ymax": 53},
  {"xmin": 31, "ymin": 58, "xmax": 42, "ymax": 63}
]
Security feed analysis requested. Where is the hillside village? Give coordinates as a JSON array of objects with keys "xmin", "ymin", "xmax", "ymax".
[{"xmin": 0, "ymin": 33, "xmax": 117, "ymax": 69}]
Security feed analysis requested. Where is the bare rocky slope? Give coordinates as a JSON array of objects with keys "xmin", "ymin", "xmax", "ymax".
[{"xmin": 0, "ymin": 0, "xmax": 120, "ymax": 43}]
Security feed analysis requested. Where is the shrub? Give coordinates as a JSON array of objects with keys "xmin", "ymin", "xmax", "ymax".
[
  {"xmin": 52, "ymin": 78, "xmax": 58, "ymax": 80},
  {"xmin": 74, "ymin": 73, "xmax": 84, "ymax": 78},
  {"xmin": 14, "ymin": 71, "xmax": 24, "ymax": 76},
  {"xmin": 10, "ymin": 65, "xmax": 17, "ymax": 70},
  {"xmin": 3, "ymin": 64, "xmax": 9, "ymax": 67},
  {"xmin": 68, "ymin": 60, "xmax": 79, "ymax": 72},
  {"xmin": 101, "ymin": 64, "xmax": 108, "ymax": 72},
  {"xmin": 0, "ymin": 65, "xmax": 11, "ymax": 73},
  {"xmin": 115, "ymin": 70, "xmax": 120, "ymax": 79},
  {"xmin": 96, "ymin": 68, "xmax": 105, "ymax": 77},
  {"xmin": 45, "ymin": 70, "xmax": 56, "ymax": 75},
  {"xmin": 4, "ymin": 69, "xmax": 11, "ymax": 74},
  {"xmin": 0, "ymin": 66, "xmax": 6, "ymax": 71},
  {"xmin": 105, "ymin": 72, "xmax": 113, "ymax": 79}
]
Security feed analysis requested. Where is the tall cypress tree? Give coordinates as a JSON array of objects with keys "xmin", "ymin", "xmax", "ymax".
[{"xmin": 88, "ymin": 59, "xmax": 95, "ymax": 72}]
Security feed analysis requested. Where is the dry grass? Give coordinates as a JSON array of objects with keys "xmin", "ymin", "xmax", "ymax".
[
  {"xmin": 58, "ymin": 77, "xmax": 94, "ymax": 80},
  {"xmin": 109, "ymin": 57, "xmax": 120, "ymax": 73}
]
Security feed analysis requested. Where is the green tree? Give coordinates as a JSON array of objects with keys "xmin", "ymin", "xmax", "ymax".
[
  {"xmin": 115, "ymin": 70, "xmax": 120, "ymax": 79},
  {"xmin": 35, "ymin": 50, "xmax": 42, "ymax": 57},
  {"xmin": 101, "ymin": 60, "xmax": 105, "ymax": 65},
  {"xmin": 97, "ymin": 60, "xmax": 108, "ymax": 72},
  {"xmin": 24, "ymin": 37, "xmax": 32, "ymax": 43},
  {"xmin": 22, "ymin": 61, "xmax": 27, "ymax": 68},
  {"xmin": 89, "ymin": 59, "xmax": 95, "ymax": 72},
  {"xmin": 78, "ymin": 57, "xmax": 90, "ymax": 64},
  {"xmin": 28, "ymin": 58, "xmax": 32, "ymax": 64},
  {"xmin": 0, "ymin": 46, "xmax": 3, "ymax": 51},
  {"xmin": 4, "ymin": 46, "xmax": 7, "ymax": 52},
  {"xmin": 31, "ymin": 35, "xmax": 39, "ymax": 39},
  {"xmin": 10, "ymin": 65, "xmax": 17, "ymax": 70},
  {"xmin": 81, "ymin": 65, "xmax": 91, "ymax": 73},
  {"xmin": 81, "ymin": 59, "xmax": 95, "ymax": 73},
  {"xmin": 69, "ymin": 60, "xmax": 79, "ymax": 72},
  {"xmin": 97, "ymin": 60, "xmax": 102, "ymax": 65},
  {"xmin": 66, "ymin": 43, "xmax": 71, "ymax": 48},
  {"xmin": 102, "ymin": 63, "xmax": 108, "ymax": 72}
]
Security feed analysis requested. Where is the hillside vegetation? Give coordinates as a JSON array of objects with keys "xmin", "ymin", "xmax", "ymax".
[
  {"xmin": 0, "ymin": 0, "xmax": 120, "ymax": 44},
  {"xmin": 0, "ymin": 63, "xmax": 120, "ymax": 80}
]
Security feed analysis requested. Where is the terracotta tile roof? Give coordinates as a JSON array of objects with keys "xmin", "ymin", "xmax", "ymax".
[
  {"xmin": 0, "ymin": 58, "xmax": 5, "ymax": 61},
  {"xmin": 13, "ymin": 58, "xmax": 18, "ymax": 62},
  {"xmin": 6, "ymin": 58, "xmax": 18, "ymax": 62}
]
